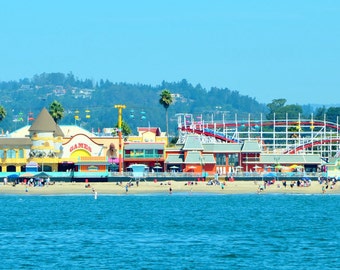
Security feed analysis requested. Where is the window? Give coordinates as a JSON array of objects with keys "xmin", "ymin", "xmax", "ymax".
[
  {"xmin": 18, "ymin": 149, "xmax": 24, "ymax": 158},
  {"xmin": 7, "ymin": 150, "xmax": 16, "ymax": 158},
  {"xmin": 228, "ymin": 154, "xmax": 238, "ymax": 166},
  {"xmin": 216, "ymin": 153, "xmax": 226, "ymax": 165},
  {"xmin": 145, "ymin": 149, "xmax": 153, "ymax": 157},
  {"xmin": 134, "ymin": 149, "xmax": 144, "ymax": 157}
]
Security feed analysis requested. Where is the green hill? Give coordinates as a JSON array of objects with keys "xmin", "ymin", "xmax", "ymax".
[{"xmin": 0, "ymin": 72, "xmax": 269, "ymax": 135}]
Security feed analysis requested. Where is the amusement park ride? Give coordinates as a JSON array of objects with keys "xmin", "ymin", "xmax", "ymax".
[{"xmin": 177, "ymin": 113, "xmax": 340, "ymax": 160}]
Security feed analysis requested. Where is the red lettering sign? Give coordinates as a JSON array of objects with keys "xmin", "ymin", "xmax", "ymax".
[{"xmin": 69, "ymin": 142, "xmax": 92, "ymax": 153}]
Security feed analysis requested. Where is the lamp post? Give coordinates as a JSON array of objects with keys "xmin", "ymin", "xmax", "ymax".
[{"xmin": 115, "ymin": 104, "xmax": 126, "ymax": 173}]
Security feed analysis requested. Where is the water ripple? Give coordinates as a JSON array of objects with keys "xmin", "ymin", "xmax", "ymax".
[{"xmin": 0, "ymin": 194, "xmax": 338, "ymax": 269}]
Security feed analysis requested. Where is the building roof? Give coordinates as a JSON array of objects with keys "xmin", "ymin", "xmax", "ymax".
[
  {"xmin": 258, "ymin": 154, "xmax": 322, "ymax": 164},
  {"xmin": 202, "ymin": 153, "xmax": 216, "ymax": 164},
  {"xmin": 55, "ymin": 125, "xmax": 64, "ymax": 137},
  {"xmin": 327, "ymin": 157, "xmax": 340, "ymax": 165},
  {"xmin": 165, "ymin": 154, "xmax": 184, "ymax": 164},
  {"xmin": 203, "ymin": 143, "xmax": 242, "ymax": 152},
  {"xmin": 137, "ymin": 127, "xmax": 162, "ymax": 136},
  {"xmin": 184, "ymin": 151, "xmax": 216, "ymax": 164},
  {"xmin": 124, "ymin": 143, "xmax": 164, "ymax": 150},
  {"xmin": 0, "ymin": 137, "xmax": 32, "ymax": 147},
  {"xmin": 8, "ymin": 125, "xmax": 31, "ymax": 138},
  {"xmin": 28, "ymin": 107, "xmax": 64, "ymax": 137},
  {"xmin": 10, "ymin": 124, "xmax": 95, "ymax": 139},
  {"xmin": 61, "ymin": 125, "xmax": 96, "ymax": 138},
  {"xmin": 241, "ymin": 140, "xmax": 262, "ymax": 153},
  {"xmin": 182, "ymin": 134, "xmax": 204, "ymax": 150}
]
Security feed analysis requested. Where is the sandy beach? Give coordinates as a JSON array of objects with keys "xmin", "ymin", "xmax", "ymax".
[{"xmin": 0, "ymin": 180, "xmax": 339, "ymax": 196}]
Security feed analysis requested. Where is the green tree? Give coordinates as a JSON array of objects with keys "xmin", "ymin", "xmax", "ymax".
[
  {"xmin": 314, "ymin": 106, "xmax": 327, "ymax": 120},
  {"xmin": 326, "ymin": 107, "xmax": 340, "ymax": 123},
  {"xmin": 0, "ymin": 105, "xmax": 7, "ymax": 122},
  {"xmin": 266, "ymin": 99, "xmax": 302, "ymax": 120},
  {"xmin": 282, "ymin": 104, "xmax": 303, "ymax": 119},
  {"xmin": 159, "ymin": 89, "xmax": 173, "ymax": 137},
  {"xmin": 115, "ymin": 121, "xmax": 131, "ymax": 136},
  {"xmin": 49, "ymin": 100, "xmax": 64, "ymax": 123},
  {"xmin": 266, "ymin": 99, "xmax": 287, "ymax": 119}
]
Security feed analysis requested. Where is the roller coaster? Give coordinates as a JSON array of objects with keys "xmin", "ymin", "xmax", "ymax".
[{"xmin": 176, "ymin": 113, "xmax": 340, "ymax": 160}]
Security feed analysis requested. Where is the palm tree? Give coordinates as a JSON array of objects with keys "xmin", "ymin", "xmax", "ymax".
[
  {"xmin": 0, "ymin": 105, "xmax": 7, "ymax": 123},
  {"xmin": 159, "ymin": 89, "xmax": 173, "ymax": 139},
  {"xmin": 49, "ymin": 100, "xmax": 64, "ymax": 123}
]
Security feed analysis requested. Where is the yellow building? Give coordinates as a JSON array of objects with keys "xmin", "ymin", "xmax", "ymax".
[
  {"xmin": 0, "ymin": 108, "xmax": 120, "ymax": 173},
  {"xmin": 0, "ymin": 108, "xmax": 168, "ymax": 175}
]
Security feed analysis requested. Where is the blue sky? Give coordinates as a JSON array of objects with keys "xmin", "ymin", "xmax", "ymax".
[{"xmin": 1, "ymin": 0, "xmax": 339, "ymax": 105}]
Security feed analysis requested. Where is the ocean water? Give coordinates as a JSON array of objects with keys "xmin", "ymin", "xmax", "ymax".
[{"xmin": 0, "ymin": 193, "xmax": 338, "ymax": 270}]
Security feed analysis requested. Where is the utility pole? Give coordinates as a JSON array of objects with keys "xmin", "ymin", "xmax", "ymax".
[{"xmin": 114, "ymin": 104, "xmax": 126, "ymax": 173}]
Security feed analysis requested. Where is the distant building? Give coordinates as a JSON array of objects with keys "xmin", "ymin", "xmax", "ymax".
[{"xmin": 53, "ymin": 86, "xmax": 66, "ymax": 96}]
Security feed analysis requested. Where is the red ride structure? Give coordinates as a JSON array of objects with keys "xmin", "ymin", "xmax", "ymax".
[{"xmin": 177, "ymin": 113, "xmax": 340, "ymax": 160}]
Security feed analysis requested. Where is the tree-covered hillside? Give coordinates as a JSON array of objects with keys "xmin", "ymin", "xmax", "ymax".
[
  {"xmin": 0, "ymin": 73, "xmax": 268, "ymax": 135},
  {"xmin": 0, "ymin": 72, "xmax": 338, "ymax": 136}
]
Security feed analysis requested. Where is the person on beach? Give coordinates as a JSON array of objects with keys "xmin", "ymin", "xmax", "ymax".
[
  {"xmin": 257, "ymin": 185, "xmax": 264, "ymax": 193},
  {"xmin": 169, "ymin": 187, "xmax": 172, "ymax": 194},
  {"xmin": 125, "ymin": 184, "xmax": 129, "ymax": 193}
]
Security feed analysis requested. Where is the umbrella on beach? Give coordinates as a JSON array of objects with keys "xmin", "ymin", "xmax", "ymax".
[
  {"xmin": 20, "ymin": 172, "xmax": 34, "ymax": 178},
  {"xmin": 7, "ymin": 174, "xmax": 20, "ymax": 179},
  {"xmin": 264, "ymin": 172, "xmax": 277, "ymax": 178},
  {"xmin": 153, "ymin": 166, "xmax": 162, "ymax": 172},
  {"xmin": 170, "ymin": 165, "xmax": 179, "ymax": 172},
  {"xmin": 253, "ymin": 165, "xmax": 262, "ymax": 172},
  {"xmin": 290, "ymin": 164, "xmax": 304, "ymax": 169},
  {"xmin": 186, "ymin": 166, "xmax": 196, "ymax": 172},
  {"xmin": 34, "ymin": 172, "xmax": 51, "ymax": 178}
]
